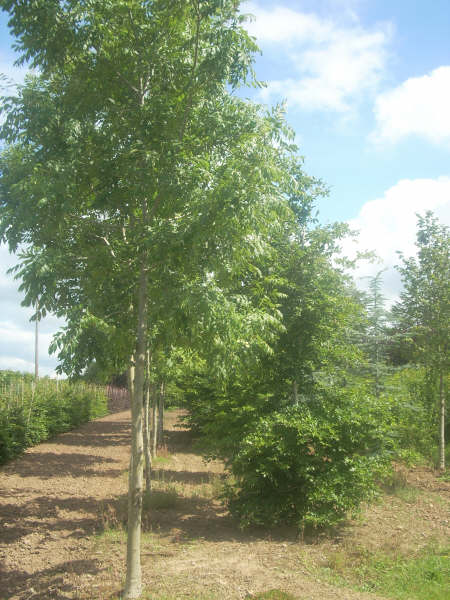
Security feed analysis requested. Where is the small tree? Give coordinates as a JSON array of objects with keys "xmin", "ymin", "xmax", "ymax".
[
  {"xmin": 361, "ymin": 270, "xmax": 390, "ymax": 397},
  {"xmin": 393, "ymin": 212, "xmax": 449, "ymax": 471}
]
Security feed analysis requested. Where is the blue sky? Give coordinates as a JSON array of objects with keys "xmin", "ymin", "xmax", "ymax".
[{"xmin": 1, "ymin": 0, "xmax": 449, "ymax": 375}]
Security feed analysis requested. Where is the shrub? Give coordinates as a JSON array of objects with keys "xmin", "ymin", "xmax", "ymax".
[{"xmin": 224, "ymin": 386, "xmax": 394, "ymax": 530}]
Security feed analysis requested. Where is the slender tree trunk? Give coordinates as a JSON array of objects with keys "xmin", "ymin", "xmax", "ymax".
[
  {"xmin": 126, "ymin": 363, "xmax": 135, "ymax": 479},
  {"xmin": 293, "ymin": 380, "xmax": 298, "ymax": 405},
  {"xmin": 143, "ymin": 350, "xmax": 152, "ymax": 493},
  {"xmin": 124, "ymin": 261, "xmax": 148, "ymax": 600},
  {"xmin": 152, "ymin": 386, "xmax": 158, "ymax": 458},
  {"xmin": 157, "ymin": 381, "xmax": 165, "ymax": 448},
  {"xmin": 439, "ymin": 369, "xmax": 446, "ymax": 472}
]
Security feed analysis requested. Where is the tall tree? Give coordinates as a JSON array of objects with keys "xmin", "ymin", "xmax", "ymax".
[
  {"xmin": 0, "ymin": 2, "xmax": 316, "ymax": 596},
  {"xmin": 393, "ymin": 212, "xmax": 449, "ymax": 471}
]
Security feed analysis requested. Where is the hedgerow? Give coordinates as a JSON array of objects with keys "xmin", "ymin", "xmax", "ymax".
[{"xmin": 0, "ymin": 375, "xmax": 108, "ymax": 464}]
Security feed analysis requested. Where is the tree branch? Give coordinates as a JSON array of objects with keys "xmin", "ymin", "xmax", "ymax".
[{"xmin": 179, "ymin": 0, "xmax": 202, "ymax": 142}]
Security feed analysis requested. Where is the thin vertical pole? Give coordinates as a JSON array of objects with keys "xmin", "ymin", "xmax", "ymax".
[{"xmin": 34, "ymin": 301, "xmax": 39, "ymax": 380}]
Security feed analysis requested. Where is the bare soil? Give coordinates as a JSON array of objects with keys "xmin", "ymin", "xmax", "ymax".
[{"xmin": 1, "ymin": 409, "xmax": 449, "ymax": 600}]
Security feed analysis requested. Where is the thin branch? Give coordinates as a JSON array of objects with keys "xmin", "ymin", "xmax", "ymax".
[
  {"xmin": 179, "ymin": 0, "xmax": 202, "ymax": 142},
  {"xmin": 97, "ymin": 235, "xmax": 117, "ymax": 258}
]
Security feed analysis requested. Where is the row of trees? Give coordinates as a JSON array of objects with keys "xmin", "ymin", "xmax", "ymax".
[
  {"xmin": 0, "ymin": 1, "xmax": 322, "ymax": 597},
  {"xmin": 0, "ymin": 1, "xmax": 448, "ymax": 598},
  {"xmin": 179, "ymin": 212, "xmax": 448, "ymax": 528}
]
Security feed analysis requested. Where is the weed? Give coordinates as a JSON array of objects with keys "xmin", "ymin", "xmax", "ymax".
[
  {"xmin": 439, "ymin": 469, "xmax": 450, "ymax": 482},
  {"xmin": 383, "ymin": 467, "xmax": 409, "ymax": 493},
  {"xmin": 382, "ymin": 466, "xmax": 422, "ymax": 503},
  {"xmin": 153, "ymin": 454, "xmax": 172, "ymax": 465},
  {"xmin": 209, "ymin": 473, "xmax": 224, "ymax": 498},
  {"xmin": 156, "ymin": 444, "xmax": 171, "ymax": 457},
  {"xmin": 98, "ymin": 501, "xmax": 124, "ymax": 532},
  {"xmin": 249, "ymin": 591, "xmax": 297, "ymax": 600},
  {"xmin": 143, "ymin": 485, "xmax": 178, "ymax": 510},
  {"xmin": 393, "ymin": 485, "xmax": 421, "ymax": 504}
]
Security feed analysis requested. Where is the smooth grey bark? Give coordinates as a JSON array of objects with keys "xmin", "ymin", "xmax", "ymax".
[
  {"xmin": 157, "ymin": 381, "xmax": 165, "ymax": 448},
  {"xmin": 151, "ymin": 387, "xmax": 158, "ymax": 458},
  {"xmin": 439, "ymin": 369, "xmax": 446, "ymax": 471},
  {"xmin": 124, "ymin": 260, "xmax": 148, "ymax": 600},
  {"xmin": 143, "ymin": 350, "xmax": 152, "ymax": 493}
]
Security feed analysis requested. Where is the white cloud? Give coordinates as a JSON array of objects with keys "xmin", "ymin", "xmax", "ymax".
[
  {"xmin": 342, "ymin": 176, "xmax": 450, "ymax": 302},
  {"xmin": 0, "ymin": 319, "xmax": 58, "ymax": 375},
  {"xmin": 245, "ymin": 2, "xmax": 392, "ymax": 113},
  {"xmin": 372, "ymin": 66, "xmax": 450, "ymax": 145},
  {"xmin": 0, "ymin": 356, "xmax": 57, "ymax": 377},
  {"xmin": 0, "ymin": 244, "xmax": 64, "ymax": 375}
]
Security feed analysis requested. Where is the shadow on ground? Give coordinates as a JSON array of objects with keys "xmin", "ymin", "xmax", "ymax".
[
  {"xmin": 0, "ymin": 494, "xmax": 116, "ymax": 545},
  {"xmin": 0, "ymin": 558, "xmax": 102, "ymax": 600},
  {"xmin": 42, "ymin": 418, "xmax": 131, "ymax": 449},
  {"xmin": 164, "ymin": 427, "xmax": 203, "ymax": 455}
]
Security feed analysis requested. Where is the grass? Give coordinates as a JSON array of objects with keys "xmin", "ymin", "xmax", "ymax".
[
  {"xmin": 143, "ymin": 486, "xmax": 178, "ymax": 510},
  {"xmin": 250, "ymin": 592, "xmax": 297, "ymax": 600},
  {"xmin": 439, "ymin": 469, "xmax": 450, "ymax": 482},
  {"xmin": 321, "ymin": 545, "xmax": 450, "ymax": 600},
  {"xmin": 382, "ymin": 466, "xmax": 423, "ymax": 503},
  {"xmin": 153, "ymin": 454, "xmax": 173, "ymax": 465}
]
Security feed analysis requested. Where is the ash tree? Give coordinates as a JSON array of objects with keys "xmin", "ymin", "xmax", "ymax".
[{"xmin": 0, "ymin": 1, "xmax": 315, "ymax": 596}]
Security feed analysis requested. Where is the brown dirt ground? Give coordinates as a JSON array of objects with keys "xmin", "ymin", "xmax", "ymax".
[{"xmin": 1, "ymin": 409, "xmax": 449, "ymax": 600}]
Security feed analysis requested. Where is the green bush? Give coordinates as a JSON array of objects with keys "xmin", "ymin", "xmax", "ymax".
[
  {"xmin": 224, "ymin": 386, "xmax": 394, "ymax": 530},
  {"xmin": 0, "ymin": 374, "xmax": 108, "ymax": 464}
]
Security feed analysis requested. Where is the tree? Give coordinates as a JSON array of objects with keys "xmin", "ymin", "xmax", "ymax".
[
  {"xmin": 181, "ymin": 222, "xmax": 393, "ymax": 530},
  {"xmin": 393, "ymin": 212, "xmax": 449, "ymax": 471},
  {"xmin": 0, "ymin": 1, "xmax": 316, "ymax": 596},
  {"xmin": 361, "ymin": 270, "xmax": 390, "ymax": 397}
]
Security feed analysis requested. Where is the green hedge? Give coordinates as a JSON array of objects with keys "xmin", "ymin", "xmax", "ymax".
[{"xmin": 0, "ymin": 376, "xmax": 108, "ymax": 464}]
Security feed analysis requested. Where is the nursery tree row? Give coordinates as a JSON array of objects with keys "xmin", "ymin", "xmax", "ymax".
[{"xmin": 0, "ymin": 1, "xmax": 448, "ymax": 598}]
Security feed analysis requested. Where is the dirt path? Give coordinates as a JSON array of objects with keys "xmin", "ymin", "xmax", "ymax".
[
  {"xmin": 1, "ymin": 409, "xmax": 447, "ymax": 600},
  {"xmin": 0, "ymin": 411, "xmax": 131, "ymax": 599}
]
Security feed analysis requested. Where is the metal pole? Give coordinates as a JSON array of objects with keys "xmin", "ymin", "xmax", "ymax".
[{"xmin": 34, "ymin": 303, "xmax": 39, "ymax": 380}]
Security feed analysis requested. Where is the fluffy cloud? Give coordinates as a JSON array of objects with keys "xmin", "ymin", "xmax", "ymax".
[
  {"xmin": 372, "ymin": 66, "xmax": 450, "ymax": 145},
  {"xmin": 244, "ymin": 2, "xmax": 392, "ymax": 112},
  {"xmin": 342, "ymin": 176, "xmax": 450, "ymax": 302},
  {"xmin": 0, "ymin": 244, "xmax": 63, "ymax": 376},
  {"xmin": 0, "ymin": 321, "xmax": 59, "ymax": 377}
]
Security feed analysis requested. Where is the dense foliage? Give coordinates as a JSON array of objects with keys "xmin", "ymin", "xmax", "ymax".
[
  {"xmin": 0, "ymin": 3, "xmax": 448, "ymax": 594},
  {"xmin": 224, "ymin": 385, "xmax": 394, "ymax": 529},
  {"xmin": 382, "ymin": 367, "xmax": 447, "ymax": 463},
  {"xmin": 179, "ymin": 224, "xmax": 397, "ymax": 529},
  {"xmin": 0, "ymin": 373, "xmax": 108, "ymax": 464}
]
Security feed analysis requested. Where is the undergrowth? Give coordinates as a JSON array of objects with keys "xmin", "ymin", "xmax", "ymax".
[{"xmin": 321, "ymin": 545, "xmax": 450, "ymax": 600}]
